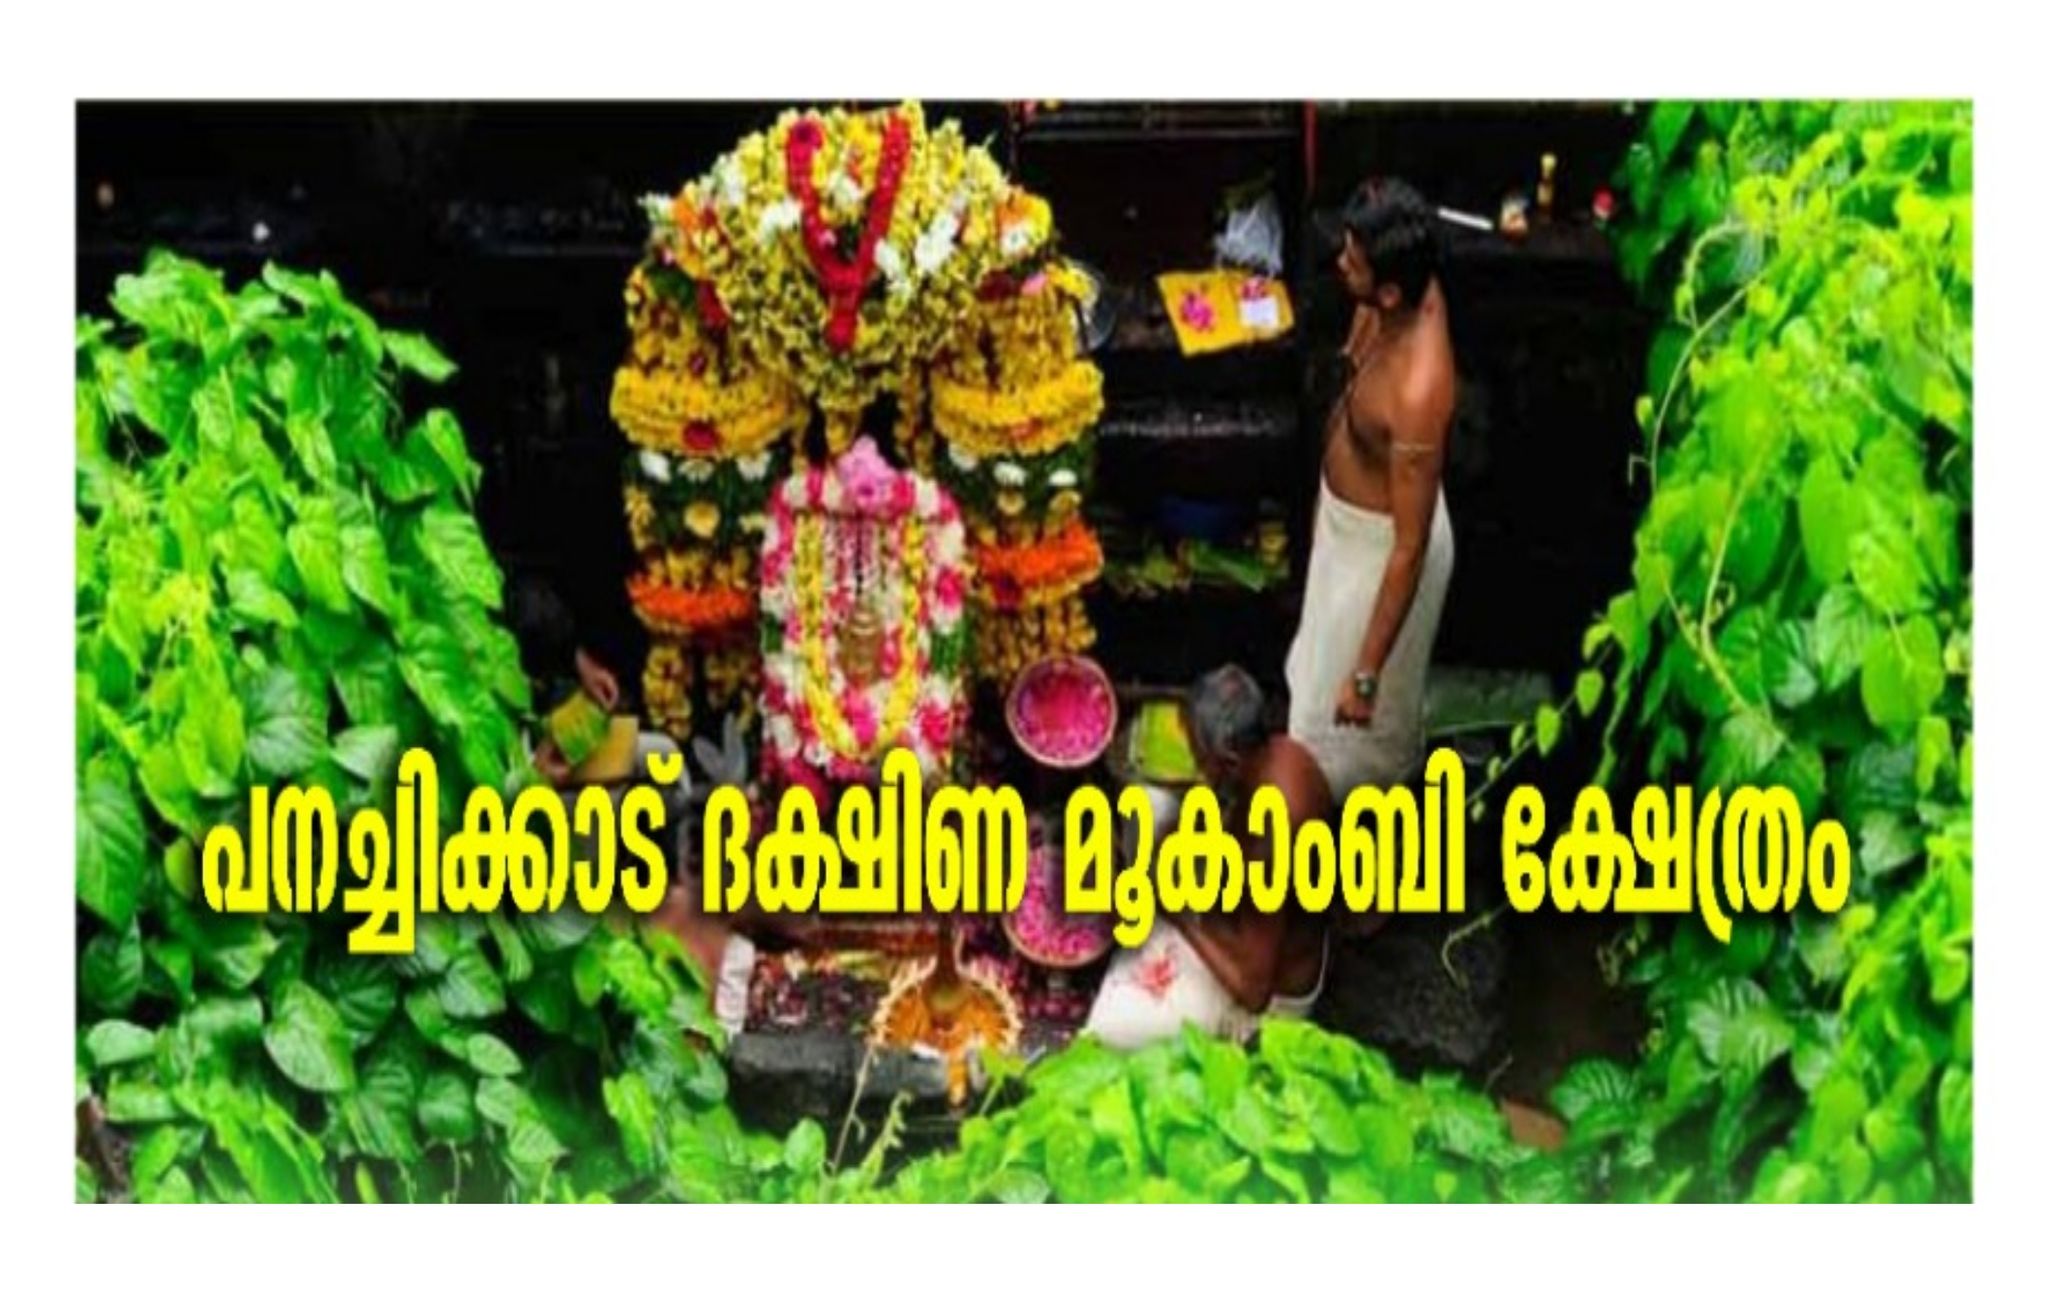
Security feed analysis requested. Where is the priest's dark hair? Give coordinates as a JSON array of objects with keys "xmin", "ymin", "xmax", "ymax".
[{"xmin": 1341, "ymin": 176, "xmax": 1443, "ymax": 310}]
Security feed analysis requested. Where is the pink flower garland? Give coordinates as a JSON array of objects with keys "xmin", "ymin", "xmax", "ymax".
[{"xmin": 759, "ymin": 438, "xmax": 969, "ymax": 788}]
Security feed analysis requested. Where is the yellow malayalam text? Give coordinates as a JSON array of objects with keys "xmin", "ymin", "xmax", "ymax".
[
  {"xmin": 702, "ymin": 748, "xmax": 1028, "ymax": 916},
  {"xmin": 198, "ymin": 742, "xmax": 1856, "ymax": 957},
  {"xmin": 201, "ymin": 748, "xmax": 677, "ymax": 953},
  {"xmin": 1069, "ymin": 746, "xmax": 1470, "ymax": 947},
  {"xmin": 1501, "ymin": 782, "xmax": 1853, "ymax": 942}
]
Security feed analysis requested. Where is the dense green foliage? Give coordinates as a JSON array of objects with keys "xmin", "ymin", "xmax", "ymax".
[
  {"xmin": 73, "ymin": 255, "xmax": 824, "ymax": 1202},
  {"xmin": 77, "ymin": 97, "xmax": 1971, "ymax": 1203},
  {"xmin": 875, "ymin": 1023, "xmax": 1562, "ymax": 1202},
  {"xmin": 1557, "ymin": 98, "xmax": 1973, "ymax": 1200}
]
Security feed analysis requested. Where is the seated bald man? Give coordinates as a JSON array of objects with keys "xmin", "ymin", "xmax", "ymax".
[{"xmin": 1083, "ymin": 666, "xmax": 1333, "ymax": 1049}]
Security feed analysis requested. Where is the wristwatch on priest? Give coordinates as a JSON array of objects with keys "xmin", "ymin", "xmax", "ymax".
[{"xmin": 1351, "ymin": 669, "xmax": 1379, "ymax": 702}]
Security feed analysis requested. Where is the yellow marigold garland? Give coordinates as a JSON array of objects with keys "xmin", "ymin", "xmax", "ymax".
[
  {"xmin": 610, "ymin": 366, "xmax": 804, "ymax": 458},
  {"xmin": 643, "ymin": 643, "xmax": 694, "ymax": 742},
  {"xmin": 928, "ymin": 361, "xmax": 1104, "ymax": 459}
]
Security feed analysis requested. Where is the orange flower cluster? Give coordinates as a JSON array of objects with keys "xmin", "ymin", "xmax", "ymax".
[
  {"xmin": 969, "ymin": 519, "xmax": 1103, "ymax": 611},
  {"xmin": 627, "ymin": 574, "xmax": 755, "ymax": 639}
]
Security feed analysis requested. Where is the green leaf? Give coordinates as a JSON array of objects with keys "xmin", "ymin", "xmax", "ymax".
[
  {"xmin": 369, "ymin": 440, "xmax": 439, "ymax": 503},
  {"xmin": 396, "ymin": 619, "xmax": 470, "ymax": 733},
  {"xmin": 418, "ymin": 1071, "xmax": 480, "ymax": 1144},
  {"xmin": 1796, "ymin": 459, "xmax": 1860, "ymax": 584},
  {"xmin": 1762, "ymin": 621, "xmax": 1819, "ymax": 710},
  {"xmin": 1704, "ymin": 708, "xmax": 1784, "ymax": 789},
  {"xmin": 1354, "ymin": 1104, "xmax": 1417, "ymax": 1175},
  {"xmin": 84, "ymin": 926, "xmax": 147, "ymax": 1021},
  {"xmin": 284, "ymin": 412, "xmax": 338, "ymax": 484},
  {"xmin": 1297, "ymin": 1075, "xmax": 1362, "ymax": 1157},
  {"xmin": 78, "ymin": 761, "xmax": 145, "ymax": 926},
  {"xmin": 173, "ymin": 657, "xmax": 247, "ymax": 798},
  {"xmin": 226, "ymin": 568, "xmax": 300, "ymax": 630},
  {"xmin": 1812, "ymin": 585, "xmax": 1877, "ymax": 692},
  {"xmin": 385, "ymin": 331, "xmax": 457, "ymax": 383},
  {"xmin": 164, "ymin": 904, "xmax": 280, "ymax": 993},
  {"xmin": 246, "ymin": 666, "xmax": 327, "ymax": 778},
  {"xmin": 86, "ymin": 1019, "xmax": 157, "ymax": 1068},
  {"xmin": 315, "ymin": 956, "xmax": 400, "ymax": 1042},
  {"xmin": 1551, "ymin": 1059, "xmax": 1637, "ymax": 1126},
  {"xmin": 1716, "ymin": 609, "xmax": 1772, "ymax": 707},
  {"xmin": 463, "ymin": 1032, "xmax": 524, "ymax": 1078},
  {"xmin": 1769, "ymin": 741, "xmax": 1827, "ymax": 820},
  {"xmin": 1937, "ymin": 1066, "xmax": 1972, "ymax": 1168},
  {"xmin": 435, "ymin": 944, "xmax": 507, "ymax": 1020},
  {"xmin": 1573, "ymin": 669, "xmax": 1605, "ymax": 717},
  {"xmin": 1649, "ymin": 101, "xmax": 1697, "ymax": 163},
  {"xmin": 286, "ymin": 497, "xmax": 351, "ymax": 614},
  {"xmin": 263, "ymin": 981, "xmax": 357, "ymax": 1094},
  {"xmin": 1857, "ymin": 811, "xmax": 1920, "ymax": 879},
  {"xmin": 184, "ymin": 996, "xmax": 266, "ymax": 1051},
  {"xmin": 128, "ymin": 1125, "xmax": 199, "ymax": 1192},
  {"xmin": 782, "ymin": 1118, "xmax": 827, "ymax": 1177},
  {"xmin": 1861, "ymin": 615, "xmax": 1944, "ymax": 733},
  {"xmin": 987, "ymin": 1168, "xmax": 1052, "ymax": 1204},
  {"xmin": 474, "ymin": 1075, "xmax": 527, "ymax": 1129},
  {"xmin": 414, "ymin": 410, "xmax": 482, "ymax": 502},
  {"xmin": 524, "ymin": 907, "xmax": 598, "ymax": 954},
  {"xmin": 339, "ymin": 509, "xmax": 398, "ymax": 617},
  {"xmin": 1840, "ymin": 740, "xmax": 1918, "ymax": 829},
  {"xmin": 418, "ymin": 506, "xmax": 504, "ymax": 609},
  {"xmin": 598, "ymin": 1071, "xmax": 661, "ymax": 1174},
  {"xmin": 1862, "ymin": 1105, "xmax": 1927, "ymax": 1170},
  {"xmin": 138, "ymin": 741, "xmax": 204, "ymax": 839},
  {"xmin": 1685, "ymin": 978, "xmax": 1794, "ymax": 1088},
  {"xmin": 346, "ymin": 1052, "xmax": 423, "ymax": 1165},
  {"xmin": 1926, "ymin": 938, "xmax": 1971, "ymax": 1005},
  {"xmin": 1848, "ymin": 512, "xmax": 1927, "ymax": 617},
  {"xmin": 1534, "ymin": 704, "xmax": 1563, "ymax": 756},
  {"xmin": 333, "ymin": 650, "xmax": 402, "ymax": 728},
  {"xmin": 1915, "ymin": 715, "xmax": 1954, "ymax": 794},
  {"xmin": 333, "ymin": 725, "xmax": 400, "ymax": 783},
  {"xmin": 506, "ymin": 1114, "xmax": 568, "ymax": 1170},
  {"xmin": 106, "ymin": 1076, "xmax": 179, "ymax": 1125}
]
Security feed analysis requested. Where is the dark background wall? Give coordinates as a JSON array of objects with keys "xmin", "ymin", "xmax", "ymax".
[{"xmin": 77, "ymin": 101, "xmax": 1651, "ymax": 705}]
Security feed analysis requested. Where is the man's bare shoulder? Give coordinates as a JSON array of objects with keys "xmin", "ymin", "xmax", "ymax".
[{"xmin": 1386, "ymin": 354, "xmax": 1456, "ymax": 444}]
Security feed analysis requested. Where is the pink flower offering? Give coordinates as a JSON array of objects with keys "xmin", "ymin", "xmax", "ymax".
[
  {"xmin": 1006, "ymin": 655, "xmax": 1117, "ymax": 769},
  {"xmin": 1177, "ymin": 290, "xmax": 1216, "ymax": 332},
  {"xmin": 835, "ymin": 436, "xmax": 898, "ymax": 513},
  {"xmin": 1004, "ymin": 838, "xmax": 1113, "ymax": 969}
]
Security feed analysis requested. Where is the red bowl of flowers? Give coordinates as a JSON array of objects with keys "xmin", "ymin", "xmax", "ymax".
[
  {"xmin": 1003, "ymin": 833, "xmax": 1114, "ymax": 970},
  {"xmin": 1006, "ymin": 654, "xmax": 1117, "ymax": 770}
]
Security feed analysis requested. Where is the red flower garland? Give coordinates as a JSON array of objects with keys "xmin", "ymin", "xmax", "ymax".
[{"xmin": 785, "ymin": 112, "xmax": 913, "ymax": 352}]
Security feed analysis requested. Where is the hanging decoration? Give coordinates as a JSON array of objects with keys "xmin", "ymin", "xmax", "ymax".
[
  {"xmin": 613, "ymin": 100, "xmax": 1106, "ymax": 747},
  {"xmin": 612, "ymin": 266, "xmax": 805, "ymax": 740},
  {"xmin": 928, "ymin": 262, "xmax": 1105, "ymax": 688}
]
